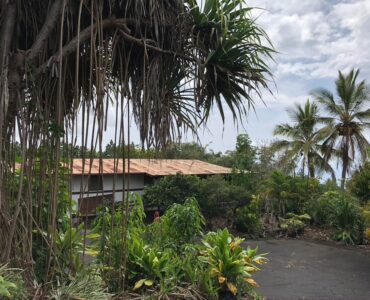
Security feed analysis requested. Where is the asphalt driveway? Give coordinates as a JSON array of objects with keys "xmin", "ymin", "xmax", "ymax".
[{"xmin": 244, "ymin": 239, "xmax": 370, "ymax": 300}]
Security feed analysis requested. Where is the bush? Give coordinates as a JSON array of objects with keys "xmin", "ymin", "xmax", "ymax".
[
  {"xmin": 348, "ymin": 162, "xmax": 370, "ymax": 204},
  {"xmin": 143, "ymin": 174, "xmax": 251, "ymax": 220},
  {"xmin": 330, "ymin": 194, "xmax": 364, "ymax": 245},
  {"xmin": 234, "ymin": 196, "xmax": 263, "ymax": 238},
  {"xmin": 307, "ymin": 191, "xmax": 337, "ymax": 226},
  {"xmin": 261, "ymin": 172, "xmax": 321, "ymax": 218},
  {"xmin": 309, "ymin": 191, "xmax": 364, "ymax": 244},
  {"xmin": 143, "ymin": 174, "xmax": 201, "ymax": 209},
  {"xmin": 198, "ymin": 175, "xmax": 251, "ymax": 218},
  {"xmin": 279, "ymin": 213, "xmax": 311, "ymax": 237},
  {"xmin": 162, "ymin": 197, "xmax": 204, "ymax": 245}
]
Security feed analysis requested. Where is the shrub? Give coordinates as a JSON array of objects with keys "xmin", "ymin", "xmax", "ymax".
[
  {"xmin": 348, "ymin": 162, "xmax": 370, "ymax": 204},
  {"xmin": 143, "ymin": 174, "xmax": 201, "ymax": 209},
  {"xmin": 200, "ymin": 229, "xmax": 267, "ymax": 299},
  {"xmin": 234, "ymin": 196, "xmax": 263, "ymax": 238},
  {"xmin": 199, "ymin": 176, "xmax": 251, "ymax": 218},
  {"xmin": 279, "ymin": 213, "xmax": 311, "ymax": 237},
  {"xmin": 330, "ymin": 194, "xmax": 364, "ymax": 245},
  {"xmin": 143, "ymin": 174, "xmax": 251, "ymax": 220},
  {"xmin": 307, "ymin": 191, "xmax": 336, "ymax": 226},
  {"xmin": 261, "ymin": 172, "xmax": 321, "ymax": 218},
  {"xmin": 162, "ymin": 198, "xmax": 204, "ymax": 245}
]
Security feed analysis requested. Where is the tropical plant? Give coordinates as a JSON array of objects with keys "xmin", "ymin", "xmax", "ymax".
[
  {"xmin": 143, "ymin": 174, "xmax": 201, "ymax": 210},
  {"xmin": 162, "ymin": 198, "xmax": 205, "ymax": 245},
  {"xmin": 330, "ymin": 193, "xmax": 364, "ymax": 245},
  {"xmin": 234, "ymin": 195, "xmax": 264, "ymax": 238},
  {"xmin": 200, "ymin": 229, "xmax": 267, "ymax": 298},
  {"xmin": 0, "ymin": 265, "xmax": 26, "ymax": 299},
  {"xmin": 307, "ymin": 191, "xmax": 336, "ymax": 226},
  {"xmin": 347, "ymin": 162, "xmax": 370, "ymax": 204},
  {"xmin": 92, "ymin": 193, "xmax": 146, "ymax": 292},
  {"xmin": 272, "ymin": 100, "xmax": 335, "ymax": 178},
  {"xmin": 261, "ymin": 172, "xmax": 321, "ymax": 218},
  {"xmin": 0, "ymin": 0, "xmax": 273, "ymax": 288},
  {"xmin": 279, "ymin": 213, "xmax": 311, "ymax": 237},
  {"xmin": 50, "ymin": 273, "xmax": 112, "ymax": 300},
  {"xmin": 198, "ymin": 175, "xmax": 251, "ymax": 219},
  {"xmin": 312, "ymin": 69, "xmax": 370, "ymax": 188}
]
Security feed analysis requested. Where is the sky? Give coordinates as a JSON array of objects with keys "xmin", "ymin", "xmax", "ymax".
[
  {"xmin": 185, "ymin": 0, "xmax": 370, "ymax": 152},
  {"xmin": 86, "ymin": 0, "xmax": 370, "ymax": 153}
]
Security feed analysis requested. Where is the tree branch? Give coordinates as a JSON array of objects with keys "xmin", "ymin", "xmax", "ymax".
[
  {"xmin": 27, "ymin": 0, "xmax": 64, "ymax": 61},
  {"xmin": 36, "ymin": 18, "xmax": 191, "ymax": 75}
]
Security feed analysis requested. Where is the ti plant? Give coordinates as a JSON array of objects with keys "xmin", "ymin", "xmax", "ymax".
[{"xmin": 199, "ymin": 229, "xmax": 267, "ymax": 298}]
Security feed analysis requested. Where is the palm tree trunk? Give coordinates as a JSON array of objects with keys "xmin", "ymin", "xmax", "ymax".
[
  {"xmin": 307, "ymin": 154, "xmax": 315, "ymax": 178},
  {"xmin": 341, "ymin": 139, "xmax": 349, "ymax": 189}
]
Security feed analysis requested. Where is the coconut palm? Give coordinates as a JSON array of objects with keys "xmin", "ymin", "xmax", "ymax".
[
  {"xmin": 272, "ymin": 100, "xmax": 335, "ymax": 179},
  {"xmin": 312, "ymin": 69, "xmax": 370, "ymax": 189}
]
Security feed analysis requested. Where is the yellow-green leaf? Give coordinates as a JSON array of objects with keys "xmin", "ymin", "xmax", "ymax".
[
  {"xmin": 218, "ymin": 276, "xmax": 226, "ymax": 284},
  {"xmin": 133, "ymin": 279, "xmax": 146, "ymax": 291},
  {"xmin": 227, "ymin": 282, "xmax": 237, "ymax": 296},
  {"xmin": 245, "ymin": 278, "xmax": 259, "ymax": 287},
  {"xmin": 144, "ymin": 279, "xmax": 154, "ymax": 286}
]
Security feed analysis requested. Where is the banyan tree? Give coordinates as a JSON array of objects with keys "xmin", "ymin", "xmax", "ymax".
[{"xmin": 0, "ymin": 0, "xmax": 273, "ymax": 291}]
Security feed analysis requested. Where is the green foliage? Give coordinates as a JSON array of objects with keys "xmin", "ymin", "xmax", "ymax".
[
  {"xmin": 348, "ymin": 162, "xmax": 370, "ymax": 204},
  {"xmin": 188, "ymin": 0, "xmax": 274, "ymax": 121},
  {"xmin": 307, "ymin": 191, "xmax": 337, "ymax": 226},
  {"xmin": 234, "ymin": 196, "xmax": 263, "ymax": 238},
  {"xmin": 309, "ymin": 191, "xmax": 364, "ymax": 244},
  {"xmin": 262, "ymin": 172, "xmax": 321, "ymax": 217},
  {"xmin": 50, "ymin": 273, "xmax": 111, "ymax": 300},
  {"xmin": 279, "ymin": 213, "xmax": 311, "ymax": 237},
  {"xmin": 91, "ymin": 193, "xmax": 146, "ymax": 291},
  {"xmin": 200, "ymin": 229, "xmax": 267, "ymax": 298},
  {"xmin": 312, "ymin": 68, "xmax": 370, "ymax": 188},
  {"xmin": 198, "ymin": 175, "xmax": 251, "ymax": 218},
  {"xmin": 54, "ymin": 223, "xmax": 86, "ymax": 278},
  {"xmin": 143, "ymin": 174, "xmax": 201, "ymax": 209},
  {"xmin": 143, "ymin": 173, "xmax": 252, "ymax": 219},
  {"xmin": 162, "ymin": 198, "xmax": 205, "ymax": 245},
  {"xmin": 330, "ymin": 194, "xmax": 364, "ymax": 245},
  {"xmin": 272, "ymin": 99, "xmax": 335, "ymax": 178},
  {"xmin": 0, "ymin": 265, "xmax": 26, "ymax": 299}
]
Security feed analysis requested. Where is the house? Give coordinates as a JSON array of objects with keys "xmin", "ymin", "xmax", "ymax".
[{"xmin": 71, "ymin": 159, "xmax": 232, "ymax": 215}]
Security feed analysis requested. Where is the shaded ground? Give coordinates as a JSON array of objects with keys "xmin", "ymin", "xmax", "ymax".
[{"xmin": 244, "ymin": 239, "xmax": 370, "ymax": 300}]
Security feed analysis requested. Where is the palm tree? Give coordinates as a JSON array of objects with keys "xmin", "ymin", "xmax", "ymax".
[
  {"xmin": 312, "ymin": 69, "xmax": 370, "ymax": 189},
  {"xmin": 272, "ymin": 100, "xmax": 335, "ymax": 179}
]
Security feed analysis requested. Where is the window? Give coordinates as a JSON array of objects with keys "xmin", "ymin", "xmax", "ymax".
[{"xmin": 88, "ymin": 175, "xmax": 103, "ymax": 191}]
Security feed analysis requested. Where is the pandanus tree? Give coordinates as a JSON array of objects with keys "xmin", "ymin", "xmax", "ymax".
[
  {"xmin": 0, "ymin": 0, "xmax": 273, "ymax": 287},
  {"xmin": 312, "ymin": 69, "xmax": 370, "ymax": 189},
  {"xmin": 272, "ymin": 100, "xmax": 335, "ymax": 179}
]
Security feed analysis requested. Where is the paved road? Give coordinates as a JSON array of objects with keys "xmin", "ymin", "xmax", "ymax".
[{"xmin": 244, "ymin": 239, "xmax": 370, "ymax": 300}]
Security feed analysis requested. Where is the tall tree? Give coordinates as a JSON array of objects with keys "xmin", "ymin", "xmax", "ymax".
[
  {"xmin": 312, "ymin": 69, "xmax": 370, "ymax": 189},
  {"xmin": 272, "ymin": 100, "xmax": 334, "ymax": 179},
  {"xmin": 0, "ymin": 0, "xmax": 274, "ymax": 284}
]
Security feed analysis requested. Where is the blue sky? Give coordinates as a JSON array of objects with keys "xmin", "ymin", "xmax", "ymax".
[
  {"xmin": 93, "ymin": 0, "xmax": 370, "ymax": 154},
  {"xmin": 190, "ymin": 0, "xmax": 370, "ymax": 152}
]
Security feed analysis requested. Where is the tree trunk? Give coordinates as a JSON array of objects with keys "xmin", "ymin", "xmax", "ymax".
[
  {"xmin": 341, "ymin": 139, "xmax": 349, "ymax": 190},
  {"xmin": 307, "ymin": 154, "xmax": 315, "ymax": 178}
]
